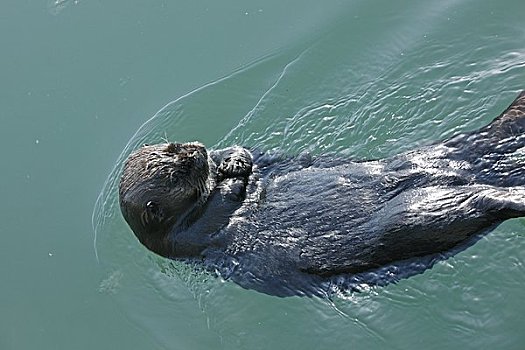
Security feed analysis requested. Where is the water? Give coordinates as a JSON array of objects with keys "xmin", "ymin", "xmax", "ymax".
[{"xmin": 2, "ymin": 0, "xmax": 524, "ymax": 349}]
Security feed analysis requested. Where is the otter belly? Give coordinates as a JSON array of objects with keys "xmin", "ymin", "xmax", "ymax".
[{"xmin": 226, "ymin": 158, "xmax": 523, "ymax": 277}]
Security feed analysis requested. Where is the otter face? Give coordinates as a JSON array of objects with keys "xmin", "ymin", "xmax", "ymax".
[{"xmin": 119, "ymin": 142, "xmax": 211, "ymax": 255}]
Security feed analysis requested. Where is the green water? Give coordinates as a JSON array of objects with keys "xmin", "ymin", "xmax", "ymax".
[{"xmin": 2, "ymin": 0, "xmax": 525, "ymax": 349}]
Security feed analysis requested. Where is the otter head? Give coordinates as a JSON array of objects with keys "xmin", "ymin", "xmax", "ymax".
[{"xmin": 119, "ymin": 142, "xmax": 211, "ymax": 257}]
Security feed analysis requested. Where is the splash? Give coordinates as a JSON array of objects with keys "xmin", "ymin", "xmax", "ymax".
[{"xmin": 47, "ymin": 0, "xmax": 81, "ymax": 15}]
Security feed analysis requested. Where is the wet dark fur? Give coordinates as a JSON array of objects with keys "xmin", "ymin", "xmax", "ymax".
[{"xmin": 119, "ymin": 91, "xmax": 525, "ymax": 296}]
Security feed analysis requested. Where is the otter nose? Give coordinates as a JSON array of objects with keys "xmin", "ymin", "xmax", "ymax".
[{"xmin": 188, "ymin": 142, "xmax": 207, "ymax": 155}]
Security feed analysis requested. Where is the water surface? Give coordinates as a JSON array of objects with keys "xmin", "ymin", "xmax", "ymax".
[{"xmin": 2, "ymin": 0, "xmax": 525, "ymax": 349}]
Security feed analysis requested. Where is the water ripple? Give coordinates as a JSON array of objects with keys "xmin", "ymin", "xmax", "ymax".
[{"xmin": 93, "ymin": 0, "xmax": 525, "ymax": 348}]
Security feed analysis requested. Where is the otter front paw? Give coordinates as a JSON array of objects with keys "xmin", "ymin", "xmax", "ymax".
[{"xmin": 218, "ymin": 147, "xmax": 253, "ymax": 179}]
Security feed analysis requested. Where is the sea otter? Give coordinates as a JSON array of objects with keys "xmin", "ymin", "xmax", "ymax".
[{"xmin": 119, "ymin": 91, "xmax": 525, "ymax": 296}]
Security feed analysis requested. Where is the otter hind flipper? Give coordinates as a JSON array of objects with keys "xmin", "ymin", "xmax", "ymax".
[
  {"xmin": 450, "ymin": 91, "xmax": 525, "ymax": 187},
  {"xmin": 446, "ymin": 91, "xmax": 525, "ymax": 151},
  {"xmin": 473, "ymin": 186, "xmax": 525, "ymax": 220},
  {"xmin": 484, "ymin": 90, "xmax": 525, "ymax": 142}
]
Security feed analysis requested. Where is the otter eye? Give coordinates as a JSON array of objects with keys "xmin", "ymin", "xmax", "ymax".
[
  {"xmin": 146, "ymin": 201, "xmax": 159, "ymax": 214},
  {"xmin": 140, "ymin": 201, "xmax": 165, "ymax": 227}
]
